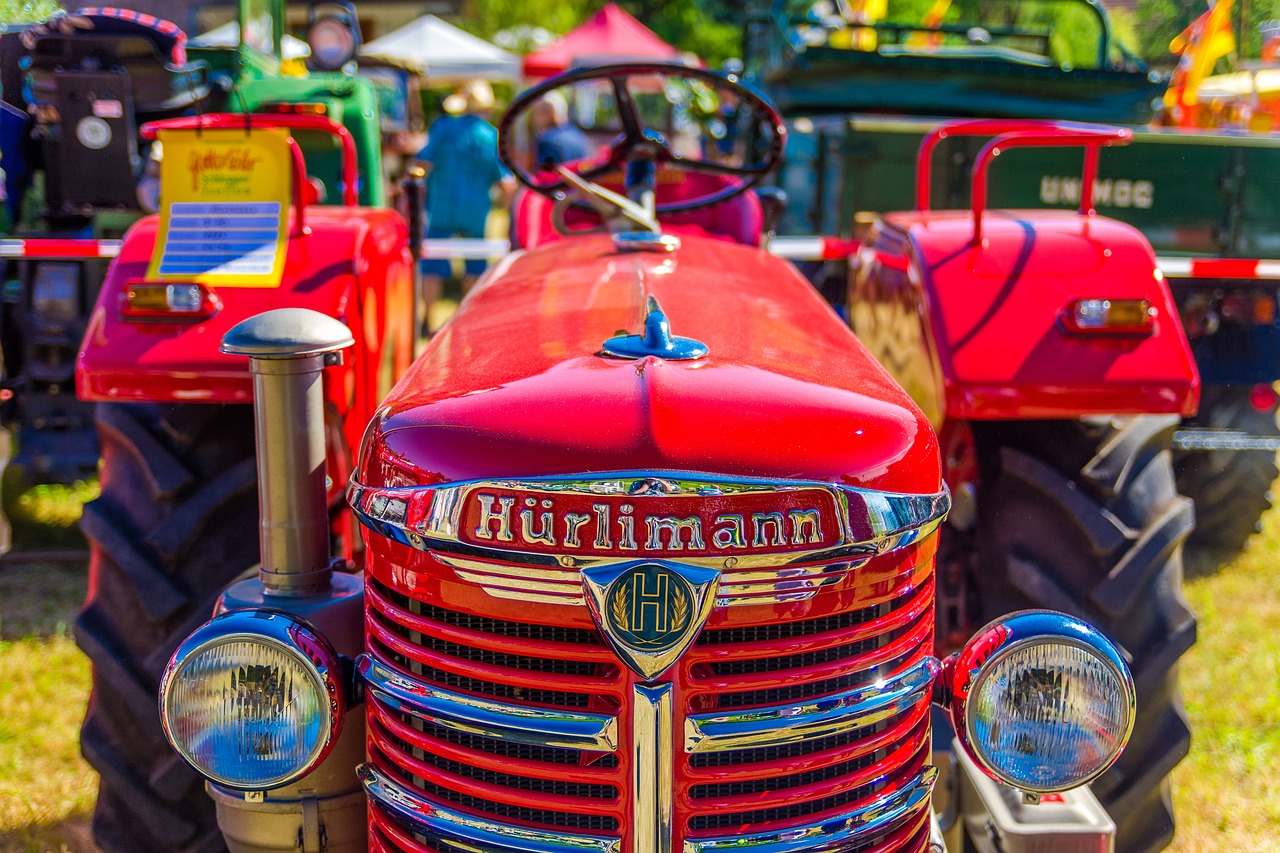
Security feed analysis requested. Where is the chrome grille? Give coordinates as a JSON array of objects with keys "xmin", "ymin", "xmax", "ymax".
[{"xmin": 361, "ymin": 493, "xmax": 941, "ymax": 853}]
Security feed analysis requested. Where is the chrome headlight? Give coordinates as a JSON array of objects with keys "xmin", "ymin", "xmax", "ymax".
[
  {"xmin": 31, "ymin": 262, "xmax": 80, "ymax": 324},
  {"xmin": 946, "ymin": 610, "xmax": 1135, "ymax": 793},
  {"xmin": 159, "ymin": 609, "xmax": 346, "ymax": 791}
]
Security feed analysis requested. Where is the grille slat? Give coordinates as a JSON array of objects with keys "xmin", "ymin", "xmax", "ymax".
[
  {"xmin": 372, "ymin": 742, "xmax": 621, "ymax": 831},
  {"xmin": 370, "ymin": 636, "xmax": 598, "ymax": 708},
  {"xmin": 372, "ymin": 579, "xmax": 603, "ymax": 645},
  {"xmin": 377, "ymin": 722, "xmax": 619, "ymax": 800}
]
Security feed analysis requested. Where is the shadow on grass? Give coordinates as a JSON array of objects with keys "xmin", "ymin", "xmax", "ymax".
[
  {"xmin": 0, "ymin": 811, "xmax": 99, "ymax": 853},
  {"xmin": 0, "ymin": 560, "xmax": 87, "ymax": 640}
]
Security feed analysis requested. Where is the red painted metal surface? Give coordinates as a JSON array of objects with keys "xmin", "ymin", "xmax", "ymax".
[
  {"xmin": 76, "ymin": 207, "xmax": 414, "ymax": 467},
  {"xmin": 852, "ymin": 209, "xmax": 1199, "ymax": 422},
  {"xmin": 360, "ymin": 233, "xmax": 940, "ymax": 496}
]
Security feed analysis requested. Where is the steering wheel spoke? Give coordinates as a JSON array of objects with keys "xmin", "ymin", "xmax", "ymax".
[{"xmin": 497, "ymin": 61, "xmax": 785, "ymax": 217}]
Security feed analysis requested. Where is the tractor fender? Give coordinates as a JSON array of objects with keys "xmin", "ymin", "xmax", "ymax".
[
  {"xmin": 76, "ymin": 206, "xmax": 414, "ymax": 458},
  {"xmin": 850, "ymin": 209, "xmax": 1199, "ymax": 424}
]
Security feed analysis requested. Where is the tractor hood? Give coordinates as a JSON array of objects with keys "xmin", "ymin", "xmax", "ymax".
[{"xmin": 355, "ymin": 233, "xmax": 939, "ymax": 496}]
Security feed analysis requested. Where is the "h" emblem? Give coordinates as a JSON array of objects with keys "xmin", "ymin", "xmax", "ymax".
[{"xmin": 582, "ymin": 561, "xmax": 720, "ymax": 680}]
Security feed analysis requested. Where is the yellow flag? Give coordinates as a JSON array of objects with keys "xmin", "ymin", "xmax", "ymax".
[
  {"xmin": 1166, "ymin": 0, "xmax": 1236, "ymax": 109},
  {"xmin": 1186, "ymin": 0, "xmax": 1236, "ymax": 106},
  {"xmin": 923, "ymin": 0, "xmax": 952, "ymax": 28}
]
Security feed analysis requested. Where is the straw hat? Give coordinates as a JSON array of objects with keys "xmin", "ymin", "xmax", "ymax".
[{"xmin": 443, "ymin": 80, "xmax": 495, "ymax": 115}]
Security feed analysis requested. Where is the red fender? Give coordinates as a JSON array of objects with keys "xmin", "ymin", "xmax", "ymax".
[{"xmin": 850, "ymin": 120, "xmax": 1199, "ymax": 424}]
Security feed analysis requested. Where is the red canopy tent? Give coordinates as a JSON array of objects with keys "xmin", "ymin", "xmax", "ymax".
[{"xmin": 522, "ymin": 4, "xmax": 683, "ymax": 80}]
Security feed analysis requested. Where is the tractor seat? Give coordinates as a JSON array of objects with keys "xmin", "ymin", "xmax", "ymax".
[
  {"xmin": 512, "ymin": 171, "xmax": 764, "ymax": 250},
  {"xmin": 25, "ymin": 8, "xmax": 210, "ymax": 115}
]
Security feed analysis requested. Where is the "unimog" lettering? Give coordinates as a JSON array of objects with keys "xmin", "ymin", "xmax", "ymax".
[{"xmin": 1039, "ymin": 176, "xmax": 1154, "ymax": 209}]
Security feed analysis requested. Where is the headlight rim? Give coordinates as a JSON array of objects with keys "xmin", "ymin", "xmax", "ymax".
[
  {"xmin": 159, "ymin": 608, "xmax": 346, "ymax": 792},
  {"xmin": 949, "ymin": 609, "xmax": 1136, "ymax": 794}
]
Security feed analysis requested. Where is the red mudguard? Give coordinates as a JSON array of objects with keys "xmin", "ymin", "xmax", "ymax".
[
  {"xmin": 850, "ymin": 121, "xmax": 1199, "ymax": 424},
  {"xmin": 76, "ymin": 114, "xmax": 415, "ymax": 462}
]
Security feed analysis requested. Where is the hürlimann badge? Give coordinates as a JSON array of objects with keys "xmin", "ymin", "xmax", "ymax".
[{"xmin": 582, "ymin": 560, "xmax": 720, "ymax": 681}]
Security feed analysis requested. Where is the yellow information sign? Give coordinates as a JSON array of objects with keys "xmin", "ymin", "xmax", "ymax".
[{"xmin": 146, "ymin": 127, "xmax": 292, "ymax": 287}]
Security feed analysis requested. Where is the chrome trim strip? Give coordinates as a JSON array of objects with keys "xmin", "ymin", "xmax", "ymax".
[
  {"xmin": 684, "ymin": 657, "xmax": 941, "ymax": 753},
  {"xmin": 439, "ymin": 553, "xmax": 867, "ymax": 608},
  {"xmin": 633, "ymin": 684, "xmax": 674, "ymax": 853},
  {"xmin": 349, "ymin": 472, "xmax": 949, "ymax": 571},
  {"xmin": 436, "ymin": 555, "xmax": 585, "ymax": 583},
  {"xmin": 682, "ymin": 766, "xmax": 937, "ymax": 853},
  {"xmin": 715, "ymin": 561, "xmax": 866, "ymax": 585},
  {"xmin": 359, "ymin": 654, "xmax": 618, "ymax": 752},
  {"xmin": 361, "ymin": 764, "xmax": 622, "ymax": 853}
]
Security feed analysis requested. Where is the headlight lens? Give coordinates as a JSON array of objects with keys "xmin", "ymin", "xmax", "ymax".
[
  {"xmin": 951, "ymin": 611, "xmax": 1135, "ymax": 793},
  {"xmin": 159, "ymin": 610, "xmax": 345, "ymax": 790},
  {"xmin": 31, "ymin": 262, "xmax": 80, "ymax": 324}
]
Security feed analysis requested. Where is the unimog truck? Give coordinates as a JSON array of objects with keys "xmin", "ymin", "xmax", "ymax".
[{"xmin": 125, "ymin": 63, "xmax": 1176, "ymax": 853}]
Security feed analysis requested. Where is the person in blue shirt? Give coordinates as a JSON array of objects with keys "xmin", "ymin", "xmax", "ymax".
[
  {"xmin": 415, "ymin": 80, "xmax": 514, "ymax": 332},
  {"xmin": 532, "ymin": 89, "xmax": 592, "ymax": 169}
]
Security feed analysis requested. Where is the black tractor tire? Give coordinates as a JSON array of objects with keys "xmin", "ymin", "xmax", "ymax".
[
  {"xmin": 1175, "ymin": 384, "xmax": 1279, "ymax": 559},
  {"xmin": 76, "ymin": 402, "xmax": 260, "ymax": 853},
  {"xmin": 971, "ymin": 417, "xmax": 1196, "ymax": 853}
]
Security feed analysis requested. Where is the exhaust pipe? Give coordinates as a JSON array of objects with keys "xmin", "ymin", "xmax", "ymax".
[{"xmin": 221, "ymin": 307, "xmax": 354, "ymax": 595}]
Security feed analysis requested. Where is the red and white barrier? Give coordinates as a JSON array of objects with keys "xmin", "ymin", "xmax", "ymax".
[
  {"xmin": 0, "ymin": 239, "xmax": 122, "ymax": 259},
  {"xmin": 1154, "ymin": 257, "xmax": 1280, "ymax": 280},
  {"xmin": 418, "ymin": 236, "xmax": 862, "ymax": 262},
  {"xmin": 9, "ymin": 235, "xmax": 1280, "ymax": 280}
]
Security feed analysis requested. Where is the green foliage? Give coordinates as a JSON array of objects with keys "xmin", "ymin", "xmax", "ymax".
[
  {"xmin": 0, "ymin": 464, "xmax": 95, "ymax": 550},
  {"xmin": 459, "ymin": 0, "xmax": 744, "ymax": 65},
  {"xmin": 1133, "ymin": 0, "xmax": 1201, "ymax": 66},
  {"xmin": 614, "ymin": 1, "xmax": 744, "ymax": 65},
  {"xmin": 0, "ymin": 0, "xmax": 58, "ymax": 26},
  {"xmin": 460, "ymin": 0, "xmax": 594, "ymax": 44}
]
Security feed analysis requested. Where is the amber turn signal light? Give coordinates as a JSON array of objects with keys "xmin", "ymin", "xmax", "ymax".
[
  {"xmin": 121, "ymin": 281, "xmax": 222, "ymax": 321},
  {"xmin": 1061, "ymin": 298, "xmax": 1155, "ymax": 335}
]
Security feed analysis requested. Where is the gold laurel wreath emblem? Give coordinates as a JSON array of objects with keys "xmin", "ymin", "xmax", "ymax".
[
  {"xmin": 607, "ymin": 573, "xmax": 693, "ymax": 646},
  {"xmin": 610, "ymin": 582, "xmax": 633, "ymax": 632},
  {"xmin": 669, "ymin": 583, "xmax": 690, "ymax": 631}
]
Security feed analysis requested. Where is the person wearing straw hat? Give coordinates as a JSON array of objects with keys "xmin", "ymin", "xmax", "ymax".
[{"xmin": 415, "ymin": 79, "xmax": 514, "ymax": 333}]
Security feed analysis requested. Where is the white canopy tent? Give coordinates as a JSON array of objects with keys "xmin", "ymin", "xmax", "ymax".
[
  {"xmin": 361, "ymin": 15, "xmax": 520, "ymax": 83},
  {"xmin": 192, "ymin": 22, "xmax": 312, "ymax": 60}
]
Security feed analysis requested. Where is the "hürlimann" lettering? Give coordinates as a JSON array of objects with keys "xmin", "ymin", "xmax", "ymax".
[{"xmin": 471, "ymin": 494, "xmax": 824, "ymax": 552}]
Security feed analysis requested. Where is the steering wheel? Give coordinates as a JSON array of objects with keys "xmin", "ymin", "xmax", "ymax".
[{"xmin": 498, "ymin": 61, "xmax": 786, "ymax": 215}]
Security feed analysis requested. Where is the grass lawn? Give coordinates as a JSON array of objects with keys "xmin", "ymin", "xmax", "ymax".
[
  {"xmin": 0, "ymin": 563, "xmax": 98, "ymax": 853},
  {"xmin": 1171, "ymin": 511, "xmax": 1280, "ymax": 851},
  {"xmin": 0, "ymin": 487, "xmax": 1276, "ymax": 851}
]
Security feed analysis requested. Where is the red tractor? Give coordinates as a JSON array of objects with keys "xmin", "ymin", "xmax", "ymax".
[
  {"xmin": 111, "ymin": 64, "xmax": 1155, "ymax": 853},
  {"xmin": 848, "ymin": 120, "xmax": 1198, "ymax": 853},
  {"xmin": 74, "ymin": 112, "xmax": 414, "ymax": 850}
]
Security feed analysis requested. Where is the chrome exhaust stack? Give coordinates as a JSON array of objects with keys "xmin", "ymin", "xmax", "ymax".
[{"xmin": 221, "ymin": 307, "xmax": 353, "ymax": 595}]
